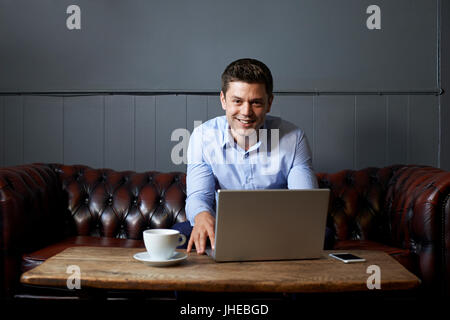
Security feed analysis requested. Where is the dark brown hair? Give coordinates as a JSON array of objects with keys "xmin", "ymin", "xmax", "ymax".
[{"xmin": 221, "ymin": 58, "xmax": 273, "ymax": 97}]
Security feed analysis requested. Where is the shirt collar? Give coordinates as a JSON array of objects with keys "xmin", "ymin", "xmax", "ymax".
[{"xmin": 222, "ymin": 117, "xmax": 268, "ymax": 151}]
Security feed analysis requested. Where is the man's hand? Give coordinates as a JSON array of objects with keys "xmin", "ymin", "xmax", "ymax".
[{"xmin": 187, "ymin": 211, "xmax": 215, "ymax": 254}]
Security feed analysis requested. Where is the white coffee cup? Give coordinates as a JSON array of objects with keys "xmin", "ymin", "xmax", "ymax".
[{"xmin": 143, "ymin": 229, "xmax": 186, "ymax": 260}]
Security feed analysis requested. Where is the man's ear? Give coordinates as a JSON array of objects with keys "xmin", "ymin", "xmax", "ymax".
[
  {"xmin": 266, "ymin": 94, "xmax": 274, "ymax": 113},
  {"xmin": 220, "ymin": 91, "xmax": 227, "ymax": 111}
]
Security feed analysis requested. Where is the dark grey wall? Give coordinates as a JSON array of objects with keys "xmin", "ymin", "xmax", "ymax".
[{"xmin": 0, "ymin": 0, "xmax": 438, "ymax": 93}]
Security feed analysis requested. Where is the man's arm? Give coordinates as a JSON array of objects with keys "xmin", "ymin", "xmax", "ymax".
[
  {"xmin": 185, "ymin": 127, "xmax": 216, "ymax": 253},
  {"xmin": 287, "ymin": 130, "xmax": 318, "ymax": 189}
]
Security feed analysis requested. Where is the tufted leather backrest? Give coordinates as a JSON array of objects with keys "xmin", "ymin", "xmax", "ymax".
[
  {"xmin": 50, "ymin": 164, "xmax": 187, "ymax": 240},
  {"xmin": 47, "ymin": 164, "xmax": 449, "ymax": 257},
  {"xmin": 0, "ymin": 164, "xmax": 67, "ymax": 251},
  {"xmin": 316, "ymin": 165, "xmax": 404, "ymax": 243}
]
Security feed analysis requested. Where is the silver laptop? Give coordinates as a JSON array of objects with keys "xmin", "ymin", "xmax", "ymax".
[{"xmin": 206, "ymin": 189, "xmax": 330, "ymax": 262}]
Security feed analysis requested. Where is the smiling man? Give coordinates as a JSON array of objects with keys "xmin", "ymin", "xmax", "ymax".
[{"xmin": 174, "ymin": 58, "xmax": 332, "ymax": 254}]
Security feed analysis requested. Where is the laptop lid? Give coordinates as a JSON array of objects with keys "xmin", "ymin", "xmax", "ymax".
[{"xmin": 210, "ymin": 189, "xmax": 330, "ymax": 262}]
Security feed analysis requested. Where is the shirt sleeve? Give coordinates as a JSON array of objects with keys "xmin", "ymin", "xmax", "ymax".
[
  {"xmin": 185, "ymin": 126, "xmax": 216, "ymax": 226},
  {"xmin": 287, "ymin": 129, "xmax": 319, "ymax": 189}
]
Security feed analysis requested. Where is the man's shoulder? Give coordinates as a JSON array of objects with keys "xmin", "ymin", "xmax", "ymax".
[
  {"xmin": 190, "ymin": 116, "xmax": 226, "ymax": 145},
  {"xmin": 193, "ymin": 115, "xmax": 226, "ymax": 132},
  {"xmin": 265, "ymin": 115, "xmax": 303, "ymax": 137}
]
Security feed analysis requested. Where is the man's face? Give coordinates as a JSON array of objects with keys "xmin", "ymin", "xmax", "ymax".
[{"xmin": 220, "ymin": 81, "xmax": 273, "ymax": 139}]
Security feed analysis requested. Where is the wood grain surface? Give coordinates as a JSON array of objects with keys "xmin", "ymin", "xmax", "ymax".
[{"xmin": 20, "ymin": 247, "xmax": 420, "ymax": 293}]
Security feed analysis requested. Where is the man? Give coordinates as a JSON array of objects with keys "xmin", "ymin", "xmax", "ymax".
[{"xmin": 173, "ymin": 58, "xmax": 333, "ymax": 254}]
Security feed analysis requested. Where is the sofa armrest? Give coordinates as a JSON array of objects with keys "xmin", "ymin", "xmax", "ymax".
[
  {"xmin": 0, "ymin": 164, "xmax": 66, "ymax": 299},
  {"xmin": 385, "ymin": 165, "xmax": 450, "ymax": 294}
]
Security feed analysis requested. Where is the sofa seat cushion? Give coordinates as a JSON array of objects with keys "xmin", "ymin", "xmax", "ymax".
[
  {"xmin": 21, "ymin": 236, "xmax": 145, "ymax": 273},
  {"xmin": 334, "ymin": 240, "xmax": 416, "ymax": 275}
]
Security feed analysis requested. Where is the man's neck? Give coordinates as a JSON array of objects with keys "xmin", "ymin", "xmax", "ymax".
[{"xmin": 230, "ymin": 129, "xmax": 260, "ymax": 152}]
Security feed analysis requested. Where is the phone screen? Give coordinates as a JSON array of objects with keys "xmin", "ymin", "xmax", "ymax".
[{"xmin": 332, "ymin": 253, "xmax": 363, "ymax": 260}]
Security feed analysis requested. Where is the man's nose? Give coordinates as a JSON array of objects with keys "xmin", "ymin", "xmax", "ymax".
[{"xmin": 241, "ymin": 102, "xmax": 253, "ymax": 116}]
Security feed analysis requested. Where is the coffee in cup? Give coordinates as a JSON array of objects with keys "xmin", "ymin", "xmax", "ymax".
[{"xmin": 143, "ymin": 229, "xmax": 186, "ymax": 260}]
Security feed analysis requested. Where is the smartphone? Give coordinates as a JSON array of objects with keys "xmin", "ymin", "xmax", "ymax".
[{"xmin": 329, "ymin": 253, "xmax": 366, "ymax": 263}]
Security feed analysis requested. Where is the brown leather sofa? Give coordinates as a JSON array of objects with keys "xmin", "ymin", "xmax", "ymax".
[{"xmin": 0, "ymin": 163, "xmax": 449, "ymax": 300}]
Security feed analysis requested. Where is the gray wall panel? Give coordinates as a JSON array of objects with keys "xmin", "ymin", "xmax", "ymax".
[
  {"xmin": 104, "ymin": 95, "xmax": 134, "ymax": 171},
  {"xmin": 155, "ymin": 95, "xmax": 187, "ymax": 172},
  {"xmin": 135, "ymin": 96, "xmax": 156, "ymax": 172},
  {"xmin": 409, "ymin": 95, "xmax": 439, "ymax": 166},
  {"xmin": 0, "ymin": 0, "xmax": 438, "ymax": 93},
  {"xmin": 186, "ymin": 96, "xmax": 207, "ymax": 133},
  {"xmin": 207, "ymin": 96, "xmax": 224, "ymax": 120},
  {"xmin": 386, "ymin": 96, "xmax": 408, "ymax": 165},
  {"xmin": 0, "ymin": 93, "xmax": 444, "ymax": 173},
  {"xmin": 4, "ymin": 96, "xmax": 23, "ymax": 166},
  {"xmin": 355, "ymin": 96, "xmax": 387, "ymax": 169},
  {"xmin": 267, "ymin": 95, "xmax": 281, "ymax": 118},
  {"xmin": 23, "ymin": 96, "xmax": 63, "ymax": 164},
  {"xmin": 314, "ymin": 96, "xmax": 355, "ymax": 173},
  {"xmin": 63, "ymin": 96, "xmax": 103, "ymax": 168},
  {"xmin": 277, "ymin": 96, "xmax": 314, "ymax": 155}
]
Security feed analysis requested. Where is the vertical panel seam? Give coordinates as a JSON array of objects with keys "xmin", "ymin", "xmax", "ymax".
[
  {"xmin": 204, "ymin": 96, "xmax": 207, "ymax": 122},
  {"xmin": 207, "ymin": 95, "xmax": 210, "ymax": 120},
  {"xmin": 407, "ymin": 95, "xmax": 411, "ymax": 164},
  {"xmin": 185, "ymin": 95, "xmax": 188, "ymax": 173},
  {"xmin": 133, "ymin": 96, "xmax": 136, "ymax": 171},
  {"xmin": 312, "ymin": 95, "xmax": 315, "ymax": 167},
  {"xmin": 103, "ymin": 96, "xmax": 106, "ymax": 168},
  {"xmin": 22, "ymin": 96, "xmax": 25, "ymax": 164},
  {"xmin": 185, "ymin": 95, "xmax": 188, "ymax": 133},
  {"xmin": 62, "ymin": 97, "xmax": 65, "ymax": 164},
  {"xmin": 438, "ymin": 95, "xmax": 441, "ymax": 168},
  {"xmin": 186, "ymin": 95, "xmax": 189, "ymax": 174},
  {"xmin": 2, "ymin": 96, "xmax": 5, "ymax": 167},
  {"xmin": 154, "ymin": 96, "xmax": 156, "ymax": 169},
  {"xmin": 435, "ymin": 96, "xmax": 442, "ymax": 168},
  {"xmin": 385, "ymin": 96, "xmax": 389, "ymax": 166}
]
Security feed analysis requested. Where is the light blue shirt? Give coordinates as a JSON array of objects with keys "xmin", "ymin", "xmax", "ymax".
[{"xmin": 185, "ymin": 115, "xmax": 318, "ymax": 225}]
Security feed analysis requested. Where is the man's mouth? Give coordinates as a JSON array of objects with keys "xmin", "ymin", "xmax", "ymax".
[{"xmin": 236, "ymin": 118, "xmax": 255, "ymax": 124}]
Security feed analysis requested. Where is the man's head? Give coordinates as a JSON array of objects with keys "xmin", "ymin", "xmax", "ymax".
[{"xmin": 220, "ymin": 58, "xmax": 274, "ymax": 140}]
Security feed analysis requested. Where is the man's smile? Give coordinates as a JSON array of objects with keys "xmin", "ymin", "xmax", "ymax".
[{"xmin": 236, "ymin": 118, "xmax": 256, "ymax": 126}]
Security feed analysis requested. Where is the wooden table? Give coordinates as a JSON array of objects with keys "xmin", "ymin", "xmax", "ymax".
[{"xmin": 20, "ymin": 247, "xmax": 420, "ymax": 293}]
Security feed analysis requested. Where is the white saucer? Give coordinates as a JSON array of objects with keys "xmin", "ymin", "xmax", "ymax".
[{"xmin": 133, "ymin": 251, "xmax": 188, "ymax": 267}]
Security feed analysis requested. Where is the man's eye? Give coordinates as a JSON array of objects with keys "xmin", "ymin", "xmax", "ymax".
[{"xmin": 234, "ymin": 100, "xmax": 241, "ymax": 104}]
